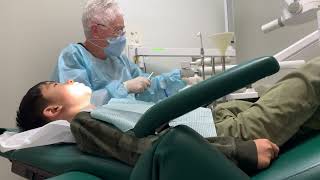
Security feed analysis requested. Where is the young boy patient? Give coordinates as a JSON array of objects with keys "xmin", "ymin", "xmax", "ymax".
[{"xmin": 16, "ymin": 80, "xmax": 279, "ymax": 172}]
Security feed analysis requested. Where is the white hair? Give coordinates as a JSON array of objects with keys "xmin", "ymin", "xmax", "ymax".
[{"xmin": 82, "ymin": 0, "xmax": 123, "ymax": 39}]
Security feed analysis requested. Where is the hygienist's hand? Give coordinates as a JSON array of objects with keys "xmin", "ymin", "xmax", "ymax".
[
  {"xmin": 254, "ymin": 139, "xmax": 279, "ymax": 169},
  {"xmin": 182, "ymin": 74, "xmax": 202, "ymax": 86},
  {"xmin": 124, "ymin": 77, "xmax": 151, "ymax": 93}
]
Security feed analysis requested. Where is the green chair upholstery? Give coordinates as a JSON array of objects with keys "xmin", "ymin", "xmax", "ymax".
[
  {"xmin": 0, "ymin": 56, "xmax": 285, "ymax": 179},
  {"xmin": 253, "ymin": 134, "xmax": 320, "ymax": 180},
  {"xmin": 46, "ymin": 172, "xmax": 102, "ymax": 180},
  {"xmin": 5, "ymin": 144, "xmax": 132, "ymax": 180}
]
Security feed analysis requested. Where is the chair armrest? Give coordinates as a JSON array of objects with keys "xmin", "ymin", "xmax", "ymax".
[{"xmin": 133, "ymin": 56, "xmax": 279, "ymax": 137}]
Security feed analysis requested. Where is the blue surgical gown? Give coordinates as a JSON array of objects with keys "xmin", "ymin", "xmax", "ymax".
[{"xmin": 51, "ymin": 43, "xmax": 186, "ymax": 106}]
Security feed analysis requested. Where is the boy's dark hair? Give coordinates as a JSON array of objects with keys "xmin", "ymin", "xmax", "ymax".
[{"xmin": 16, "ymin": 81, "xmax": 53, "ymax": 131}]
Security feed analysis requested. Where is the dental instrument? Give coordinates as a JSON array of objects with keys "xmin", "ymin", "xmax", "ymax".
[
  {"xmin": 147, "ymin": 72, "xmax": 154, "ymax": 80},
  {"xmin": 159, "ymin": 80, "xmax": 169, "ymax": 97},
  {"xmin": 197, "ymin": 32, "xmax": 206, "ymax": 80}
]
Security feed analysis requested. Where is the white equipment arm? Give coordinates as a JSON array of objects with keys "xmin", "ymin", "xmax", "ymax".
[
  {"xmin": 262, "ymin": 0, "xmax": 320, "ymax": 33},
  {"xmin": 262, "ymin": 0, "xmax": 320, "ymax": 62}
]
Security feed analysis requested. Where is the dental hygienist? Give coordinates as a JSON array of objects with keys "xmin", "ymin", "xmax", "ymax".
[{"xmin": 51, "ymin": 0, "xmax": 196, "ymax": 106}]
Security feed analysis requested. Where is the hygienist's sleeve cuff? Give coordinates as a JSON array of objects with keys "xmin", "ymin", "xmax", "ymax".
[
  {"xmin": 105, "ymin": 81, "xmax": 129, "ymax": 99},
  {"xmin": 123, "ymin": 81, "xmax": 129, "ymax": 92}
]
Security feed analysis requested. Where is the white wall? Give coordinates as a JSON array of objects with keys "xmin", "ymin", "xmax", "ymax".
[
  {"xmin": 0, "ymin": 0, "xmax": 85, "ymax": 179},
  {"xmin": 119, "ymin": 0, "xmax": 226, "ymax": 74},
  {"xmin": 119, "ymin": 0, "xmax": 225, "ymax": 48},
  {"xmin": 0, "ymin": 0, "xmax": 225, "ymax": 179}
]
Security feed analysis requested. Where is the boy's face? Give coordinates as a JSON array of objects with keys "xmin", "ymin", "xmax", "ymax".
[{"xmin": 41, "ymin": 81, "xmax": 92, "ymax": 108}]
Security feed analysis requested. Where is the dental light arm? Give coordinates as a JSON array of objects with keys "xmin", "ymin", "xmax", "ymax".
[
  {"xmin": 274, "ymin": 30, "xmax": 319, "ymax": 61},
  {"xmin": 261, "ymin": 0, "xmax": 320, "ymax": 33},
  {"xmin": 261, "ymin": 0, "xmax": 320, "ymax": 62}
]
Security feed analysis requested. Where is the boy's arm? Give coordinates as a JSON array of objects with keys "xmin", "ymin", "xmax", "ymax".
[{"xmin": 70, "ymin": 112, "xmax": 157, "ymax": 166}]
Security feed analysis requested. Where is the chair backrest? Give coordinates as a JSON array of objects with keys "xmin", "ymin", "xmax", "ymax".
[{"xmin": 133, "ymin": 56, "xmax": 280, "ymax": 138}]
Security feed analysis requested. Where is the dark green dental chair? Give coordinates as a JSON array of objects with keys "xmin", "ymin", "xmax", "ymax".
[{"xmin": 2, "ymin": 56, "xmax": 319, "ymax": 180}]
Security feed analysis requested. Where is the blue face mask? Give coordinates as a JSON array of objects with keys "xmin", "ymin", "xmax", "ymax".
[{"xmin": 104, "ymin": 34, "xmax": 127, "ymax": 57}]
